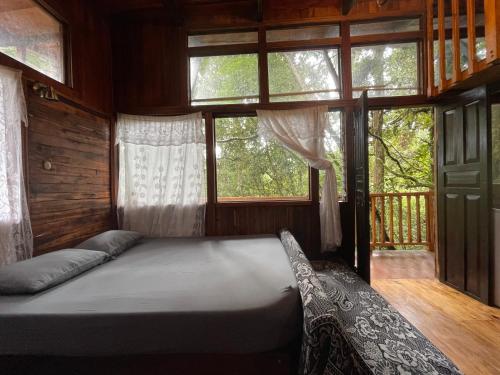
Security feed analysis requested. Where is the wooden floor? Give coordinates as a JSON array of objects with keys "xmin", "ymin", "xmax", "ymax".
[{"xmin": 371, "ymin": 251, "xmax": 500, "ymax": 375}]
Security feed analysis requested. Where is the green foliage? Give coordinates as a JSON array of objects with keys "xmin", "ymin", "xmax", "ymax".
[
  {"xmin": 267, "ymin": 50, "xmax": 341, "ymax": 101},
  {"xmin": 215, "ymin": 117, "xmax": 309, "ymax": 198},
  {"xmin": 190, "ymin": 54, "xmax": 259, "ymax": 104},
  {"xmin": 369, "ymin": 107, "xmax": 434, "ymax": 193},
  {"xmin": 351, "ymin": 43, "xmax": 419, "ymax": 96}
]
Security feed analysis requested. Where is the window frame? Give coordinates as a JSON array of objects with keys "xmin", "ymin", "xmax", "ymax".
[
  {"xmin": 188, "ymin": 29, "xmax": 259, "ymax": 107},
  {"xmin": 0, "ymin": 0, "xmax": 72, "ymax": 86},
  {"xmin": 187, "ymin": 16, "xmax": 427, "ymax": 205}
]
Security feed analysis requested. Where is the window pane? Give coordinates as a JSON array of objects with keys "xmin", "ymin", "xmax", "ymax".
[
  {"xmin": 433, "ymin": 40, "xmax": 440, "ymax": 86},
  {"xmin": 266, "ymin": 24, "xmax": 339, "ymax": 43},
  {"xmin": 351, "ymin": 42, "xmax": 419, "ymax": 97},
  {"xmin": 0, "ymin": 0, "xmax": 64, "ymax": 83},
  {"xmin": 320, "ymin": 112, "xmax": 345, "ymax": 200},
  {"xmin": 268, "ymin": 49, "xmax": 341, "ymax": 102},
  {"xmin": 459, "ymin": 0, "xmax": 469, "ymax": 71},
  {"xmin": 350, "ymin": 18, "xmax": 420, "ymax": 36},
  {"xmin": 433, "ymin": 2, "xmax": 440, "ymax": 86},
  {"xmin": 215, "ymin": 117, "xmax": 309, "ymax": 200},
  {"xmin": 190, "ymin": 54, "xmax": 259, "ymax": 105},
  {"xmin": 188, "ymin": 32, "xmax": 258, "ymax": 48}
]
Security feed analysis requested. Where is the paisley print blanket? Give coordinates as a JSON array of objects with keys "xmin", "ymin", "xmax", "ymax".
[{"xmin": 279, "ymin": 229, "xmax": 462, "ymax": 375}]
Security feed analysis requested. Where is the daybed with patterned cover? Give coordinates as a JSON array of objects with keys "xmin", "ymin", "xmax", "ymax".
[{"xmin": 279, "ymin": 229, "xmax": 462, "ymax": 375}]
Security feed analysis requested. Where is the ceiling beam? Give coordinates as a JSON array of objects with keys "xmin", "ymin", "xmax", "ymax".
[
  {"xmin": 162, "ymin": 0, "xmax": 184, "ymax": 25},
  {"xmin": 257, "ymin": 0, "xmax": 263, "ymax": 22},
  {"xmin": 342, "ymin": 0, "xmax": 356, "ymax": 15}
]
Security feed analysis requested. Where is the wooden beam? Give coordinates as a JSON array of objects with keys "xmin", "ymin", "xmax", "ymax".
[
  {"xmin": 162, "ymin": 0, "xmax": 184, "ymax": 26},
  {"xmin": 257, "ymin": 0, "xmax": 263, "ymax": 22},
  {"xmin": 451, "ymin": 0, "xmax": 461, "ymax": 83},
  {"xmin": 342, "ymin": 0, "xmax": 356, "ymax": 16}
]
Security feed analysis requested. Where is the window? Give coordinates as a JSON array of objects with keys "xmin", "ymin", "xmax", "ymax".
[
  {"xmin": 268, "ymin": 49, "xmax": 341, "ymax": 102},
  {"xmin": 0, "ymin": 0, "xmax": 65, "ymax": 83},
  {"xmin": 190, "ymin": 54, "xmax": 259, "ymax": 105},
  {"xmin": 351, "ymin": 42, "xmax": 420, "ymax": 97},
  {"xmin": 321, "ymin": 111, "xmax": 346, "ymax": 199},
  {"xmin": 215, "ymin": 117, "xmax": 309, "ymax": 201},
  {"xmin": 266, "ymin": 24, "xmax": 339, "ymax": 43},
  {"xmin": 350, "ymin": 18, "xmax": 420, "ymax": 36},
  {"xmin": 188, "ymin": 32, "xmax": 258, "ymax": 48}
]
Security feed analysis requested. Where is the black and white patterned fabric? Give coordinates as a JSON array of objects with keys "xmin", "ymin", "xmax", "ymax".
[{"xmin": 279, "ymin": 229, "xmax": 462, "ymax": 375}]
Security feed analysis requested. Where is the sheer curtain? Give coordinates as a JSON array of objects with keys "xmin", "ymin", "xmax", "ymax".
[
  {"xmin": 0, "ymin": 65, "xmax": 33, "ymax": 266},
  {"xmin": 116, "ymin": 113, "xmax": 206, "ymax": 237},
  {"xmin": 257, "ymin": 106, "xmax": 342, "ymax": 251}
]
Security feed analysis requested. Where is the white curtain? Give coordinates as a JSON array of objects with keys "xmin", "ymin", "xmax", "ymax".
[
  {"xmin": 257, "ymin": 106, "xmax": 342, "ymax": 252},
  {"xmin": 0, "ymin": 65, "xmax": 33, "ymax": 265},
  {"xmin": 116, "ymin": 113, "xmax": 206, "ymax": 237}
]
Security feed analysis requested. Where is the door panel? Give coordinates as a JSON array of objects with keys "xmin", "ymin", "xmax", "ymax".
[
  {"xmin": 437, "ymin": 86, "xmax": 490, "ymax": 304},
  {"xmin": 465, "ymin": 194, "xmax": 481, "ymax": 296},
  {"xmin": 354, "ymin": 91, "xmax": 370, "ymax": 283},
  {"xmin": 464, "ymin": 102, "xmax": 480, "ymax": 163},
  {"xmin": 444, "ymin": 193, "xmax": 464, "ymax": 290},
  {"xmin": 444, "ymin": 110, "xmax": 458, "ymax": 165}
]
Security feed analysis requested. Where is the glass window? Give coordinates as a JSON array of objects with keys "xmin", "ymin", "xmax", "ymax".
[
  {"xmin": 190, "ymin": 54, "xmax": 259, "ymax": 105},
  {"xmin": 351, "ymin": 42, "xmax": 420, "ymax": 97},
  {"xmin": 268, "ymin": 49, "xmax": 341, "ymax": 102},
  {"xmin": 350, "ymin": 18, "xmax": 420, "ymax": 36},
  {"xmin": 188, "ymin": 32, "xmax": 258, "ymax": 48},
  {"xmin": 0, "ymin": 0, "xmax": 65, "ymax": 83},
  {"xmin": 433, "ymin": 1, "xmax": 440, "ymax": 86},
  {"xmin": 266, "ymin": 24, "xmax": 339, "ymax": 43},
  {"xmin": 320, "ymin": 111, "xmax": 345, "ymax": 200},
  {"xmin": 215, "ymin": 117, "xmax": 309, "ymax": 201}
]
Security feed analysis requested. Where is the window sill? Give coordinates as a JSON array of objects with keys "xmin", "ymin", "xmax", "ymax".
[{"xmin": 214, "ymin": 198, "xmax": 313, "ymax": 207}]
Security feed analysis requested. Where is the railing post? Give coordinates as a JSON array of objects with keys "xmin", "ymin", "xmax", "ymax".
[
  {"xmin": 370, "ymin": 191, "xmax": 436, "ymax": 251},
  {"xmin": 428, "ymin": 192, "xmax": 435, "ymax": 252}
]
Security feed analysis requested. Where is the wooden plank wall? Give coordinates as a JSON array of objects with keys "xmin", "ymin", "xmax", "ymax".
[
  {"xmin": 27, "ymin": 94, "xmax": 112, "ymax": 255},
  {"xmin": 0, "ymin": 0, "xmax": 115, "ymax": 254}
]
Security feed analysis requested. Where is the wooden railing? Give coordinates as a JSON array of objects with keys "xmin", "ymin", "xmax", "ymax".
[{"xmin": 370, "ymin": 191, "xmax": 435, "ymax": 251}]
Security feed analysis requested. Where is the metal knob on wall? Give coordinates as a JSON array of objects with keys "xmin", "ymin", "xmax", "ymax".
[{"xmin": 43, "ymin": 160, "xmax": 53, "ymax": 171}]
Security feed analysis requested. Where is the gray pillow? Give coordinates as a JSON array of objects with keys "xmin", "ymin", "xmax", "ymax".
[
  {"xmin": 75, "ymin": 230, "xmax": 143, "ymax": 257},
  {"xmin": 0, "ymin": 249, "xmax": 109, "ymax": 295}
]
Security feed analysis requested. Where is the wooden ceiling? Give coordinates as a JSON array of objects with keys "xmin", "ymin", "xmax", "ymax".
[{"xmin": 97, "ymin": 0, "xmax": 257, "ymax": 15}]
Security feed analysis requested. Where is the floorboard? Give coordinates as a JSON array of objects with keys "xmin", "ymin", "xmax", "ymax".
[{"xmin": 371, "ymin": 251, "xmax": 500, "ymax": 375}]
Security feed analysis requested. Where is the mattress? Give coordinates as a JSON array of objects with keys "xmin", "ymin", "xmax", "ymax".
[{"xmin": 0, "ymin": 235, "xmax": 301, "ymax": 356}]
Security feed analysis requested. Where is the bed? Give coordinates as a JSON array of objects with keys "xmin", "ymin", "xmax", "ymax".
[{"xmin": 0, "ymin": 235, "xmax": 301, "ymax": 374}]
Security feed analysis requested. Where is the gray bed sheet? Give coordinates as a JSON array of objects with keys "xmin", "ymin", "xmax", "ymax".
[{"xmin": 0, "ymin": 235, "xmax": 300, "ymax": 356}]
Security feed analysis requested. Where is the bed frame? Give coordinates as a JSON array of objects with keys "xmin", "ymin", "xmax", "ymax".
[{"xmin": 0, "ymin": 345, "xmax": 299, "ymax": 375}]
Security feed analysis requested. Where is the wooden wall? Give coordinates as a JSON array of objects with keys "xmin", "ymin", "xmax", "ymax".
[
  {"xmin": 27, "ymin": 94, "xmax": 112, "ymax": 255},
  {"xmin": 0, "ymin": 0, "xmax": 114, "ymax": 254}
]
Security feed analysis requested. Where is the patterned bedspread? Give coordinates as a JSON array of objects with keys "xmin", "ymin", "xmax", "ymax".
[{"xmin": 279, "ymin": 229, "xmax": 462, "ymax": 375}]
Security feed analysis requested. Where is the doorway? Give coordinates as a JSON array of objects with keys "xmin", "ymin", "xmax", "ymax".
[{"xmin": 365, "ymin": 106, "xmax": 437, "ymax": 281}]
